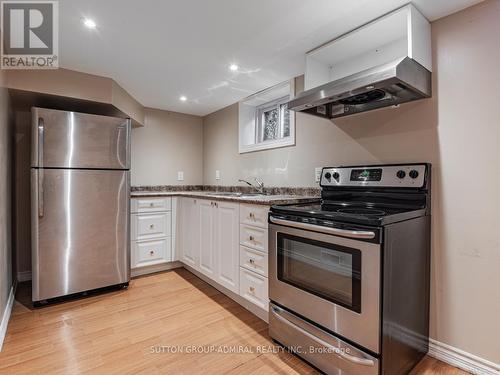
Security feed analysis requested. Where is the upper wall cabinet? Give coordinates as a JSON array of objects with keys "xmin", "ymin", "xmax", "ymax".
[
  {"xmin": 305, "ymin": 4, "xmax": 431, "ymax": 91},
  {"xmin": 238, "ymin": 80, "xmax": 295, "ymax": 154}
]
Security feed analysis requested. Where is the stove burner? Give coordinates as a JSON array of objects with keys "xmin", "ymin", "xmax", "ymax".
[
  {"xmin": 339, "ymin": 89, "xmax": 386, "ymax": 105},
  {"xmin": 337, "ymin": 208, "xmax": 386, "ymax": 216}
]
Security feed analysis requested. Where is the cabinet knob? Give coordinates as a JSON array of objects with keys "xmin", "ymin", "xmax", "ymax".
[
  {"xmin": 249, "ymin": 212, "xmax": 254, "ymax": 218},
  {"xmin": 249, "ymin": 286, "xmax": 255, "ymax": 293},
  {"xmin": 249, "ymin": 235, "xmax": 254, "ymax": 241},
  {"xmin": 249, "ymin": 259, "xmax": 255, "ymax": 264},
  {"xmin": 149, "ymin": 250, "xmax": 154, "ymax": 255},
  {"xmin": 150, "ymin": 224, "xmax": 154, "ymax": 229},
  {"xmin": 149, "ymin": 203, "xmax": 154, "ymax": 207}
]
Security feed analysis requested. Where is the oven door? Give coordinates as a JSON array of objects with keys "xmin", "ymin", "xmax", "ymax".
[{"xmin": 269, "ymin": 220, "xmax": 381, "ymax": 354}]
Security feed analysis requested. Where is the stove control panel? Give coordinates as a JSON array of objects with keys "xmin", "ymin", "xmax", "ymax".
[{"xmin": 321, "ymin": 164, "xmax": 427, "ymax": 188}]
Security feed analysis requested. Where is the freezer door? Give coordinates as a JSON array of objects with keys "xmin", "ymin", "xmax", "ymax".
[
  {"xmin": 31, "ymin": 169, "xmax": 130, "ymax": 301},
  {"xmin": 32, "ymin": 107, "xmax": 130, "ymax": 169}
]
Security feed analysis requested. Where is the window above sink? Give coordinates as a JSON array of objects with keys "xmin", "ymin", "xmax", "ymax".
[{"xmin": 238, "ymin": 79, "xmax": 295, "ymax": 153}]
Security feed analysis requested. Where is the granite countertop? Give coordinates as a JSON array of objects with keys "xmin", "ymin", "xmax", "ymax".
[{"xmin": 130, "ymin": 186, "xmax": 320, "ymax": 206}]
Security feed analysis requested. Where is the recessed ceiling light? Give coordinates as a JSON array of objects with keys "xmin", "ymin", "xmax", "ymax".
[
  {"xmin": 229, "ymin": 64, "xmax": 239, "ymax": 71},
  {"xmin": 179, "ymin": 96, "xmax": 187, "ymax": 102},
  {"xmin": 83, "ymin": 18, "xmax": 97, "ymax": 29}
]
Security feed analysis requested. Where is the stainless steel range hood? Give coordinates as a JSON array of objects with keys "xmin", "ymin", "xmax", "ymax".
[{"xmin": 288, "ymin": 57, "xmax": 431, "ymax": 119}]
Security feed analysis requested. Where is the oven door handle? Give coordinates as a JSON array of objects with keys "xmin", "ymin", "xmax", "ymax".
[
  {"xmin": 270, "ymin": 307, "xmax": 376, "ymax": 367},
  {"xmin": 269, "ymin": 217, "xmax": 376, "ymax": 239}
]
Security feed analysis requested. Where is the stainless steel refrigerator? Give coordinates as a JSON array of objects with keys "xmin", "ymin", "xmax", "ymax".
[{"xmin": 31, "ymin": 107, "xmax": 131, "ymax": 302}]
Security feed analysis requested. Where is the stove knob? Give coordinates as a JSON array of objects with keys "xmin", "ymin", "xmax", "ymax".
[
  {"xmin": 332, "ymin": 172, "xmax": 340, "ymax": 180},
  {"xmin": 324, "ymin": 172, "xmax": 332, "ymax": 180},
  {"xmin": 396, "ymin": 170, "xmax": 406, "ymax": 179},
  {"xmin": 409, "ymin": 170, "xmax": 419, "ymax": 179}
]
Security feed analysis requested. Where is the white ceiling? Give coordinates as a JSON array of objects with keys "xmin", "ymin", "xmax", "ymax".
[{"xmin": 59, "ymin": 0, "xmax": 482, "ymax": 116}]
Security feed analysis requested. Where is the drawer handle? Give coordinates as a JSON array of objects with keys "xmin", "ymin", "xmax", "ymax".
[
  {"xmin": 249, "ymin": 235, "xmax": 254, "ymax": 241},
  {"xmin": 149, "ymin": 250, "xmax": 154, "ymax": 256},
  {"xmin": 249, "ymin": 212, "xmax": 254, "ymax": 218},
  {"xmin": 249, "ymin": 259, "xmax": 255, "ymax": 264},
  {"xmin": 249, "ymin": 286, "xmax": 255, "ymax": 293},
  {"xmin": 149, "ymin": 224, "xmax": 155, "ymax": 229}
]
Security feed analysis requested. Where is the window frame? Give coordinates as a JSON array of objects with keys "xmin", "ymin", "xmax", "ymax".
[
  {"xmin": 238, "ymin": 79, "xmax": 295, "ymax": 154},
  {"xmin": 255, "ymin": 95, "xmax": 290, "ymax": 143}
]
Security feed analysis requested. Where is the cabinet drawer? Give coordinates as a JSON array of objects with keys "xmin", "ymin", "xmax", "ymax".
[
  {"xmin": 240, "ymin": 246, "xmax": 268, "ymax": 277},
  {"xmin": 239, "ymin": 268, "xmax": 268, "ymax": 311},
  {"xmin": 131, "ymin": 197, "xmax": 171, "ymax": 213},
  {"xmin": 132, "ymin": 238, "xmax": 171, "ymax": 268},
  {"xmin": 132, "ymin": 212, "xmax": 171, "ymax": 240},
  {"xmin": 240, "ymin": 204, "xmax": 269, "ymax": 229},
  {"xmin": 240, "ymin": 224, "xmax": 268, "ymax": 253}
]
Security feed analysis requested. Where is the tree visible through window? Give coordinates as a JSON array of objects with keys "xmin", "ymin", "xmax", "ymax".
[{"xmin": 256, "ymin": 96, "xmax": 290, "ymax": 143}]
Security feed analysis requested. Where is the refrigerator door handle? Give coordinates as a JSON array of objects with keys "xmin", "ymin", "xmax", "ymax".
[
  {"xmin": 38, "ymin": 117, "xmax": 44, "ymax": 167},
  {"xmin": 38, "ymin": 169, "xmax": 44, "ymax": 218},
  {"xmin": 38, "ymin": 118, "xmax": 45, "ymax": 217}
]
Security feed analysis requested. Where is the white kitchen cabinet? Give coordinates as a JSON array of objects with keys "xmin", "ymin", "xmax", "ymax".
[
  {"xmin": 131, "ymin": 212, "xmax": 171, "ymax": 241},
  {"xmin": 240, "ymin": 224, "xmax": 268, "ymax": 253},
  {"xmin": 132, "ymin": 238, "xmax": 171, "ymax": 268},
  {"xmin": 239, "ymin": 268, "xmax": 269, "ymax": 311},
  {"xmin": 215, "ymin": 201, "xmax": 240, "ymax": 293},
  {"xmin": 240, "ymin": 204, "xmax": 269, "ymax": 229},
  {"xmin": 305, "ymin": 4, "xmax": 431, "ymax": 91},
  {"xmin": 179, "ymin": 197, "xmax": 199, "ymax": 268},
  {"xmin": 131, "ymin": 197, "xmax": 172, "ymax": 213},
  {"xmin": 131, "ymin": 197, "xmax": 173, "ymax": 273},
  {"xmin": 178, "ymin": 199, "xmax": 268, "ymax": 315},
  {"xmin": 238, "ymin": 204, "xmax": 270, "ymax": 312},
  {"xmin": 240, "ymin": 246, "xmax": 268, "ymax": 277},
  {"xmin": 199, "ymin": 200, "xmax": 216, "ymax": 278}
]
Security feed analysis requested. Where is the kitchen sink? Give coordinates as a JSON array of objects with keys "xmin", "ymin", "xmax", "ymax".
[{"xmin": 210, "ymin": 192, "xmax": 270, "ymax": 198}]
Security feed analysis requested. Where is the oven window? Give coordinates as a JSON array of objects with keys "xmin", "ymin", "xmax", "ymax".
[{"xmin": 277, "ymin": 233, "xmax": 362, "ymax": 313}]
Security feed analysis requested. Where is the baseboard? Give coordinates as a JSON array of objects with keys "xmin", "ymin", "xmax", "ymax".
[
  {"xmin": 17, "ymin": 271, "xmax": 32, "ymax": 282},
  {"xmin": 429, "ymin": 338, "xmax": 500, "ymax": 375},
  {"xmin": 0, "ymin": 285, "xmax": 15, "ymax": 352},
  {"xmin": 131, "ymin": 261, "xmax": 183, "ymax": 278}
]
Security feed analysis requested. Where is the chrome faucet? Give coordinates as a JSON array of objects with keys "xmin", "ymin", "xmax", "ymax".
[{"xmin": 238, "ymin": 177, "xmax": 265, "ymax": 194}]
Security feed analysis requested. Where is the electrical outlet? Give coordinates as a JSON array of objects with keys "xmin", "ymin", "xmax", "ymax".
[
  {"xmin": 215, "ymin": 170, "xmax": 221, "ymax": 180},
  {"xmin": 177, "ymin": 171, "xmax": 184, "ymax": 181},
  {"xmin": 315, "ymin": 167, "xmax": 323, "ymax": 183}
]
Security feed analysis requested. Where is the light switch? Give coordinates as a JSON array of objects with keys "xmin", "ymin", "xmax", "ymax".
[
  {"xmin": 315, "ymin": 167, "xmax": 322, "ymax": 183},
  {"xmin": 177, "ymin": 171, "xmax": 184, "ymax": 181},
  {"xmin": 215, "ymin": 170, "xmax": 221, "ymax": 180}
]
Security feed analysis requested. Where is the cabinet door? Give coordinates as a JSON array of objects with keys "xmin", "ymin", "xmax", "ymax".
[
  {"xmin": 215, "ymin": 201, "xmax": 240, "ymax": 293},
  {"xmin": 199, "ymin": 200, "xmax": 216, "ymax": 278},
  {"xmin": 180, "ymin": 198, "xmax": 199, "ymax": 268}
]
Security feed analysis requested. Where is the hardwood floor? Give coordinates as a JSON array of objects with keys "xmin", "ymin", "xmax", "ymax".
[{"xmin": 0, "ymin": 269, "xmax": 468, "ymax": 374}]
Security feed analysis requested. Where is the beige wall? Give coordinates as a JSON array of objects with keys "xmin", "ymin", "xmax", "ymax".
[
  {"xmin": 131, "ymin": 108, "xmax": 203, "ymax": 186},
  {"xmin": 0, "ymin": 70, "xmax": 13, "ymax": 338},
  {"xmin": 202, "ymin": 0, "xmax": 500, "ymax": 363}
]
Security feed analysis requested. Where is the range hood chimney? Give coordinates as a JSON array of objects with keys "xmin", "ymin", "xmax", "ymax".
[
  {"xmin": 289, "ymin": 4, "xmax": 432, "ymax": 119},
  {"xmin": 288, "ymin": 57, "xmax": 431, "ymax": 119}
]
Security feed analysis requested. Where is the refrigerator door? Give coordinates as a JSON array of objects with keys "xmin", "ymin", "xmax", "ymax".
[
  {"xmin": 31, "ymin": 168, "xmax": 130, "ymax": 301},
  {"xmin": 31, "ymin": 107, "xmax": 130, "ymax": 169}
]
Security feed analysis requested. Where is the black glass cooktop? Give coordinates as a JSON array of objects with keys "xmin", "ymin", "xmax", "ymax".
[{"xmin": 270, "ymin": 201, "xmax": 426, "ymax": 226}]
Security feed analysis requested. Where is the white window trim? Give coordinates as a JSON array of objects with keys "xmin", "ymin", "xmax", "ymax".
[{"xmin": 239, "ymin": 79, "xmax": 295, "ymax": 154}]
